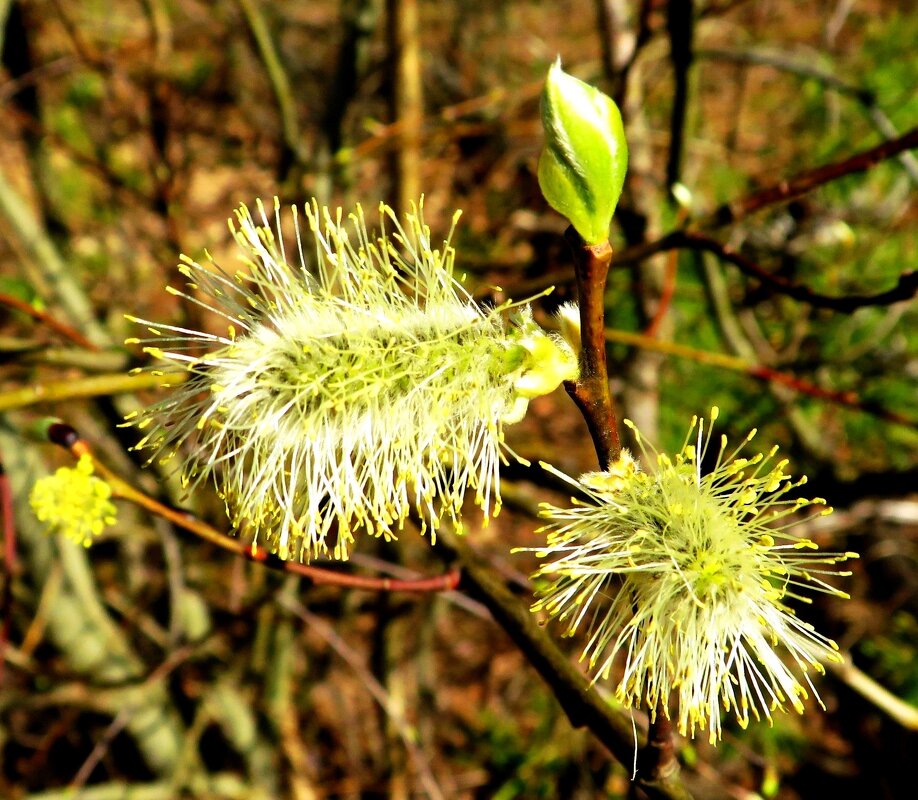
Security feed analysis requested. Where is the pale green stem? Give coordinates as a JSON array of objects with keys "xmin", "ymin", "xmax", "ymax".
[
  {"xmin": 829, "ymin": 656, "xmax": 918, "ymax": 731},
  {"xmin": 0, "ymin": 371, "xmax": 186, "ymax": 412}
]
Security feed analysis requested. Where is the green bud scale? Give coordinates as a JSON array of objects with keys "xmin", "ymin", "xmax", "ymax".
[{"xmin": 538, "ymin": 60, "xmax": 628, "ymax": 245}]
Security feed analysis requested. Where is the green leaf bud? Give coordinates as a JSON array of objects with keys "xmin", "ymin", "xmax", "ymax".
[{"xmin": 538, "ymin": 60, "xmax": 628, "ymax": 245}]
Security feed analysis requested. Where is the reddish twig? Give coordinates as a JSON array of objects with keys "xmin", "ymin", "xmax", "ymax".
[
  {"xmin": 561, "ymin": 225, "xmax": 685, "ymax": 786},
  {"xmin": 644, "ymin": 238, "xmax": 681, "ymax": 338},
  {"xmin": 564, "ymin": 227, "xmax": 621, "ymax": 468},
  {"xmin": 748, "ymin": 364, "xmax": 914, "ymax": 426},
  {"xmin": 514, "ymin": 127, "xmax": 918, "ymax": 306},
  {"xmin": 707, "ymin": 126, "xmax": 918, "ymax": 227},
  {"xmin": 604, "ymin": 327, "xmax": 916, "ymax": 428},
  {"xmin": 676, "ymin": 231, "xmax": 917, "ymax": 311},
  {"xmin": 0, "ymin": 292, "xmax": 99, "ymax": 351},
  {"xmin": 43, "ymin": 422, "xmax": 460, "ymax": 594}
]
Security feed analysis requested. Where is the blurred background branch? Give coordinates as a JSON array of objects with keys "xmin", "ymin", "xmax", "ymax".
[{"xmin": 1, "ymin": 1, "xmax": 916, "ymax": 798}]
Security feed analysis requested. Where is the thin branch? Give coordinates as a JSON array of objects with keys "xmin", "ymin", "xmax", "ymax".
[
  {"xmin": 0, "ymin": 169, "xmax": 112, "ymax": 348},
  {"xmin": 0, "ymin": 371, "xmax": 187, "ymax": 413},
  {"xmin": 828, "ymin": 656, "xmax": 918, "ymax": 731},
  {"xmin": 43, "ymin": 422, "xmax": 460, "ymax": 595},
  {"xmin": 0, "ymin": 291, "xmax": 99, "ymax": 351},
  {"xmin": 512, "ymin": 225, "xmax": 916, "ymax": 315},
  {"xmin": 278, "ymin": 596, "xmax": 446, "ymax": 800},
  {"xmin": 674, "ymin": 231, "xmax": 918, "ymax": 312},
  {"xmin": 665, "ymin": 0, "xmax": 694, "ymax": 192},
  {"xmin": 561, "ymin": 227, "xmax": 682, "ymax": 785},
  {"xmin": 67, "ymin": 643, "xmax": 202, "ymax": 791},
  {"xmin": 237, "ymin": 0, "xmax": 304, "ymax": 174},
  {"xmin": 706, "ymin": 126, "xmax": 918, "ymax": 227},
  {"xmin": 604, "ymin": 327, "xmax": 916, "ymax": 428},
  {"xmin": 435, "ymin": 528, "xmax": 694, "ymax": 800},
  {"xmin": 698, "ymin": 46, "xmax": 874, "ymax": 102},
  {"xmin": 48, "ymin": 0, "xmax": 106, "ymax": 68}
]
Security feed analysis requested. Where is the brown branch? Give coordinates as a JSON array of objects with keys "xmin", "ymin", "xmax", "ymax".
[
  {"xmin": 0, "ymin": 291, "xmax": 99, "ymax": 351},
  {"xmin": 604, "ymin": 327, "xmax": 916, "ymax": 428},
  {"xmin": 43, "ymin": 422, "xmax": 460, "ymax": 594},
  {"xmin": 706, "ymin": 126, "xmax": 918, "ymax": 227},
  {"xmin": 564, "ymin": 227, "xmax": 621, "ymax": 468},
  {"xmin": 436, "ymin": 529, "xmax": 694, "ymax": 800},
  {"xmin": 665, "ymin": 0, "xmax": 695, "ymax": 192},
  {"xmin": 512, "ymin": 126, "xmax": 918, "ymax": 301},
  {"xmin": 673, "ymin": 231, "xmax": 918, "ymax": 312},
  {"xmin": 513, "ymin": 225, "xmax": 916, "ymax": 314},
  {"xmin": 559, "ymin": 229, "xmax": 684, "ymax": 786},
  {"xmin": 638, "ymin": 714, "xmax": 680, "ymax": 788}
]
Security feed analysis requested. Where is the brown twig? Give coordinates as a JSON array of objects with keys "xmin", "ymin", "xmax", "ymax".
[
  {"xmin": 0, "ymin": 291, "xmax": 99, "ymax": 351},
  {"xmin": 604, "ymin": 327, "xmax": 916, "ymax": 428},
  {"xmin": 706, "ymin": 126, "xmax": 918, "ymax": 227},
  {"xmin": 43, "ymin": 422, "xmax": 460, "ymax": 594},
  {"xmin": 644, "ymin": 224, "xmax": 686, "ymax": 338},
  {"xmin": 558, "ymin": 226, "xmax": 686, "ymax": 789},
  {"xmin": 513, "ymin": 226, "xmax": 916, "ymax": 314},
  {"xmin": 673, "ymin": 231, "xmax": 918, "ymax": 312},
  {"xmin": 437, "ymin": 529, "xmax": 693, "ymax": 800},
  {"xmin": 638, "ymin": 715, "xmax": 680, "ymax": 788},
  {"xmin": 513, "ymin": 127, "xmax": 918, "ymax": 306},
  {"xmin": 564, "ymin": 227, "xmax": 621, "ymax": 468}
]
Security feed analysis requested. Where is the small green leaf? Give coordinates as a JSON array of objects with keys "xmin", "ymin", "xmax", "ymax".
[{"xmin": 538, "ymin": 60, "xmax": 628, "ymax": 245}]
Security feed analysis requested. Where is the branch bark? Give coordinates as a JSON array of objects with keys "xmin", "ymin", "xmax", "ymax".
[
  {"xmin": 437, "ymin": 529, "xmax": 694, "ymax": 800},
  {"xmin": 564, "ymin": 228, "xmax": 621, "ymax": 468}
]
